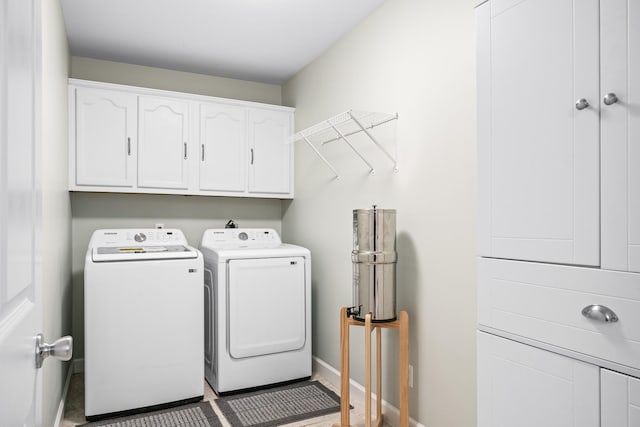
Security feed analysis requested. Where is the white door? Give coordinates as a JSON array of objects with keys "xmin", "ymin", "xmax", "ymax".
[
  {"xmin": 601, "ymin": 369, "xmax": 640, "ymax": 426},
  {"xmin": 0, "ymin": 0, "xmax": 41, "ymax": 425},
  {"xmin": 227, "ymin": 257, "xmax": 306, "ymax": 358},
  {"xmin": 73, "ymin": 87, "xmax": 137, "ymax": 188},
  {"xmin": 199, "ymin": 103, "xmax": 246, "ymax": 193},
  {"xmin": 477, "ymin": 332, "xmax": 599, "ymax": 427},
  {"xmin": 601, "ymin": 0, "xmax": 640, "ymax": 273},
  {"xmin": 248, "ymin": 109, "xmax": 292, "ymax": 195},
  {"xmin": 477, "ymin": 0, "xmax": 600, "ymax": 266},
  {"xmin": 138, "ymin": 96, "xmax": 191, "ymax": 190}
]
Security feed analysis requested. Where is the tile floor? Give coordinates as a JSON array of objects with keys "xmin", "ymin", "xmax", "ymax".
[{"xmin": 60, "ymin": 373, "xmax": 388, "ymax": 427}]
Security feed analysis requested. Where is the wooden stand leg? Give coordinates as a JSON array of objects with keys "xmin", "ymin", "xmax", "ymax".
[
  {"xmin": 335, "ymin": 308, "xmax": 409, "ymax": 427},
  {"xmin": 365, "ymin": 313, "xmax": 372, "ymax": 427},
  {"xmin": 399, "ymin": 311, "xmax": 409, "ymax": 427},
  {"xmin": 375, "ymin": 327, "xmax": 382, "ymax": 427},
  {"xmin": 335, "ymin": 307, "xmax": 351, "ymax": 427}
]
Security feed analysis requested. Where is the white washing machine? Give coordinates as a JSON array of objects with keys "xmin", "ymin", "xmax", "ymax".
[
  {"xmin": 200, "ymin": 228, "xmax": 311, "ymax": 394},
  {"xmin": 84, "ymin": 229, "xmax": 204, "ymax": 420}
]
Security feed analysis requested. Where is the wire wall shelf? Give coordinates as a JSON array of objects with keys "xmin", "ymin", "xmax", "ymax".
[{"xmin": 290, "ymin": 110, "xmax": 398, "ymax": 178}]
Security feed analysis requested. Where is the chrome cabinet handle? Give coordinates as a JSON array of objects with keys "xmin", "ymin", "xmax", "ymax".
[
  {"xmin": 575, "ymin": 98, "xmax": 589, "ymax": 110},
  {"xmin": 581, "ymin": 304, "xmax": 619, "ymax": 323},
  {"xmin": 35, "ymin": 334, "xmax": 73, "ymax": 368},
  {"xmin": 201, "ymin": 144, "xmax": 205, "ymax": 161},
  {"xmin": 184, "ymin": 142, "xmax": 188, "ymax": 160},
  {"xmin": 127, "ymin": 137, "xmax": 131, "ymax": 156},
  {"xmin": 250, "ymin": 148, "xmax": 254, "ymax": 165},
  {"xmin": 603, "ymin": 93, "xmax": 619, "ymax": 106}
]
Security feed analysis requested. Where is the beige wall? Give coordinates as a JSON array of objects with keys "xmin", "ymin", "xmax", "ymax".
[
  {"xmin": 68, "ymin": 59, "xmax": 286, "ymax": 359},
  {"xmin": 70, "ymin": 56, "xmax": 282, "ymax": 104},
  {"xmin": 282, "ymin": 0, "xmax": 477, "ymax": 425},
  {"xmin": 41, "ymin": 0, "xmax": 71, "ymax": 426}
]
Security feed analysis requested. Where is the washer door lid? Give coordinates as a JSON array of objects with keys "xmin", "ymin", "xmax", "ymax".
[
  {"xmin": 227, "ymin": 257, "xmax": 306, "ymax": 359},
  {"xmin": 92, "ymin": 245, "xmax": 198, "ymax": 262}
]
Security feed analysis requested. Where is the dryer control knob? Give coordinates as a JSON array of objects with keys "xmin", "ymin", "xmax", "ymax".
[
  {"xmin": 134, "ymin": 233, "xmax": 147, "ymax": 243},
  {"xmin": 238, "ymin": 232, "xmax": 248, "ymax": 241}
]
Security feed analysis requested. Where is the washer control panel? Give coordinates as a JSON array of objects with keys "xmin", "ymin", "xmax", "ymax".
[
  {"xmin": 201, "ymin": 228, "xmax": 282, "ymax": 248},
  {"xmin": 91, "ymin": 229, "xmax": 188, "ymax": 247}
]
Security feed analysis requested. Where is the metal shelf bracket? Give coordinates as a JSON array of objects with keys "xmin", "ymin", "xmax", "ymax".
[{"xmin": 290, "ymin": 110, "xmax": 398, "ymax": 178}]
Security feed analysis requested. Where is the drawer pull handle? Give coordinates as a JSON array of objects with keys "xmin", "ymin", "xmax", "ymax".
[{"xmin": 581, "ymin": 305, "xmax": 618, "ymax": 323}]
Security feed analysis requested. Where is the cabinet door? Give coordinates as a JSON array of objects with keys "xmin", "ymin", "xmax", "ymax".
[
  {"xmin": 602, "ymin": 369, "xmax": 640, "ymax": 427},
  {"xmin": 248, "ymin": 109, "xmax": 292, "ymax": 195},
  {"xmin": 601, "ymin": 0, "xmax": 640, "ymax": 273},
  {"xmin": 199, "ymin": 103, "xmax": 246, "ymax": 192},
  {"xmin": 138, "ymin": 96, "xmax": 191, "ymax": 190},
  {"xmin": 477, "ymin": 0, "xmax": 600, "ymax": 265},
  {"xmin": 478, "ymin": 332, "xmax": 599, "ymax": 427},
  {"xmin": 73, "ymin": 87, "xmax": 136, "ymax": 188}
]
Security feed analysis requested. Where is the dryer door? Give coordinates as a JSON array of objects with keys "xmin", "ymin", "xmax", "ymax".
[{"xmin": 227, "ymin": 256, "xmax": 306, "ymax": 359}]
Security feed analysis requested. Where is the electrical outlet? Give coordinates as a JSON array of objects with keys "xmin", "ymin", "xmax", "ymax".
[{"xmin": 409, "ymin": 364, "xmax": 414, "ymax": 388}]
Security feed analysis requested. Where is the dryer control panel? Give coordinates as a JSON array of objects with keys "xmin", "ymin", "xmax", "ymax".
[{"xmin": 201, "ymin": 228, "xmax": 282, "ymax": 249}]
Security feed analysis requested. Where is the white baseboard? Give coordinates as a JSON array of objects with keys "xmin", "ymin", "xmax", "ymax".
[{"xmin": 313, "ymin": 356, "xmax": 425, "ymax": 427}]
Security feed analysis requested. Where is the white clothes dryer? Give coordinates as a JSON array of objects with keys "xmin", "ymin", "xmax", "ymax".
[
  {"xmin": 84, "ymin": 229, "xmax": 204, "ymax": 420},
  {"xmin": 200, "ymin": 228, "xmax": 311, "ymax": 394}
]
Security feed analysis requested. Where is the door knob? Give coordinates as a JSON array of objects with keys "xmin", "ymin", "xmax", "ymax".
[
  {"xmin": 35, "ymin": 334, "xmax": 73, "ymax": 368},
  {"xmin": 603, "ymin": 93, "xmax": 619, "ymax": 106},
  {"xmin": 575, "ymin": 98, "xmax": 589, "ymax": 110},
  {"xmin": 581, "ymin": 304, "xmax": 619, "ymax": 323}
]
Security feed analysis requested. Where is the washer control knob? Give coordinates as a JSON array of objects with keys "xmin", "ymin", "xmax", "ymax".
[
  {"xmin": 238, "ymin": 232, "xmax": 248, "ymax": 241},
  {"xmin": 134, "ymin": 233, "xmax": 147, "ymax": 243}
]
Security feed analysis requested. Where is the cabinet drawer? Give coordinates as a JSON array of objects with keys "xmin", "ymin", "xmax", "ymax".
[{"xmin": 478, "ymin": 258, "xmax": 640, "ymax": 371}]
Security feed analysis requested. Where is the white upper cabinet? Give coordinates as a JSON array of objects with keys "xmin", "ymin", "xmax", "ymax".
[
  {"xmin": 68, "ymin": 79, "xmax": 294, "ymax": 199},
  {"xmin": 601, "ymin": 0, "xmax": 640, "ymax": 273},
  {"xmin": 248, "ymin": 109, "xmax": 292, "ymax": 195},
  {"xmin": 199, "ymin": 103, "xmax": 247, "ymax": 193},
  {"xmin": 477, "ymin": 0, "xmax": 600, "ymax": 266},
  {"xmin": 138, "ymin": 96, "xmax": 191, "ymax": 190},
  {"xmin": 71, "ymin": 87, "xmax": 137, "ymax": 188},
  {"xmin": 478, "ymin": 0, "xmax": 639, "ymax": 273}
]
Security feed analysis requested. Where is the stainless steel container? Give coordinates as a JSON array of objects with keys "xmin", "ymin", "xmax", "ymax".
[{"xmin": 351, "ymin": 206, "xmax": 397, "ymax": 322}]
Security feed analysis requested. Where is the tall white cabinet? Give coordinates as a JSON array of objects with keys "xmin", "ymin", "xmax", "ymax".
[
  {"xmin": 601, "ymin": 0, "xmax": 640, "ymax": 273},
  {"xmin": 602, "ymin": 369, "xmax": 640, "ymax": 427},
  {"xmin": 477, "ymin": 0, "xmax": 600, "ymax": 267},
  {"xmin": 477, "ymin": 0, "xmax": 640, "ymax": 425},
  {"xmin": 478, "ymin": 332, "xmax": 599, "ymax": 427},
  {"xmin": 69, "ymin": 79, "xmax": 295, "ymax": 199}
]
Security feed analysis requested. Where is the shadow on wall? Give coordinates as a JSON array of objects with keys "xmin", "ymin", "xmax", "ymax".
[
  {"xmin": 351, "ymin": 229, "xmax": 421, "ymax": 408},
  {"xmin": 395, "ymin": 230, "xmax": 420, "ymax": 410}
]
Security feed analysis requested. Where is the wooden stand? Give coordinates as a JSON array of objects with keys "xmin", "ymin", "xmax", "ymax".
[{"xmin": 333, "ymin": 307, "xmax": 409, "ymax": 427}]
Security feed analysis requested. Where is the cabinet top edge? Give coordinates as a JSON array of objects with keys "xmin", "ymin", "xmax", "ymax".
[{"xmin": 68, "ymin": 78, "xmax": 296, "ymax": 113}]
